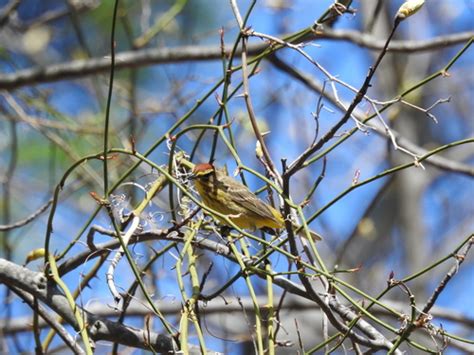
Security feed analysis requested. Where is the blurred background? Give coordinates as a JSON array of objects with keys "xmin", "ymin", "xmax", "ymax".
[{"xmin": 0, "ymin": 0, "xmax": 473, "ymax": 353}]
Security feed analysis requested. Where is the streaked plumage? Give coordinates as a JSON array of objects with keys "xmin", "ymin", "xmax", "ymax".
[
  {"xmin": 192, "ymin": 163, "xmax": 283, "ymax": 229},
  {"xmin": 191, "ymin": 163, "xmax": 321, "ymax": 240}
]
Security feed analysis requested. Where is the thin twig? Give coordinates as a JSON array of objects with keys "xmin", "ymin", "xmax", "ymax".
[{"xmin": 0, "ymin": 199, "xmax": 53, "ymax": 232}]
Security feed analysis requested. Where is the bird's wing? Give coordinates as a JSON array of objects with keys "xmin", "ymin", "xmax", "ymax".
[{"xmin": 221, "ymin": 176, "xmax": 279, "ymax": 221}]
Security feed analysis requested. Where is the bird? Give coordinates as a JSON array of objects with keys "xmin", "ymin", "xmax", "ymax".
[{"xmin": 190, "ymin": 163, "xmax": 321, "ymax": 240}]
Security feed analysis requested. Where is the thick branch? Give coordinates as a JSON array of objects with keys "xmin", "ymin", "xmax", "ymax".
[
  {"xmin": 0, "ymin": 258, "xmax": 177, "ymax": 353},
  {"xmin": 0, "ymin": 30, "xmax": 471, "ymax": 90},
  {"xmin": 10, "ymin": 286, "xmax": 84, "ymax": 354}
]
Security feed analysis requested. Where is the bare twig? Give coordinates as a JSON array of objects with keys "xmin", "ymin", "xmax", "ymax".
[
  {"xmin": 0, "ymin": 198, "xmax": 53, "ymax": 232},
  {"xmin": 230, "ymin": 0, "xmax": 281, "ymax": 184},
  {"xmin": 268, "ymin": 55, "xmax": 474, "ymax": 176}
]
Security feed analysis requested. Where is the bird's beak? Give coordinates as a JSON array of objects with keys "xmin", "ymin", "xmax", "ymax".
[{"xmin": 188, "ymin": 171, "xmax": 197, "ymax": 180}]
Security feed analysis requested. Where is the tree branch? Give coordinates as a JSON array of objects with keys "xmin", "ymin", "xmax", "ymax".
[
  {"xmin": 0, "ymin": 30, "xmax": 471, "ymax": 90},
  {"xmin": 0, "ymin": 258, "xmax": 177, "ymax": 353},
  {"xmin": 269, "ymin": 55, "xmax": 474, "ymax": 177}
]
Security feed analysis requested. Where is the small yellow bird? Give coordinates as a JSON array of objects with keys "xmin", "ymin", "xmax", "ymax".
[{"xmin": 190, "ymin": 163, "xmax": 321, "ymax": 240}]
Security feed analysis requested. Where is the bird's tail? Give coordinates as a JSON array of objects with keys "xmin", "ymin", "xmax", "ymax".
[
  {"xmin": 292, "ymin": 223, "xmax": 323, "ymax": 241},
  {"xmin": 261, "ymin": 224, "xmax": 322, "ymax": 241}
]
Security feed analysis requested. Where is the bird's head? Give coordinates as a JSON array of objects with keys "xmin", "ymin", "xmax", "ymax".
[{"xmin": 190, "ymin": 163, "xmax": 216, "ymax": 181}]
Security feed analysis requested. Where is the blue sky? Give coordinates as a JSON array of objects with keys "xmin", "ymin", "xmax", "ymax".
[{"xmin": 1, "ymin": 0, "xmax": 473, "ymax": 353}]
